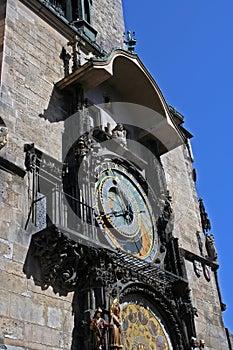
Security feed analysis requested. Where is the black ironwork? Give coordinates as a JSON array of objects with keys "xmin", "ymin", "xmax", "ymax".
[
  {"xmin": 23, "ymin": 224, "xmax": 196, "ymax": 350},
  {"xmin": 23, "ymin": 144, "xmax": 197, "ymax": 350}
]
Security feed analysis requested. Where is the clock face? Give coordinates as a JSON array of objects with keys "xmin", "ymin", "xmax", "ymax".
[
  {"xmin": 94, "ymin": 161, "xmax": 158, "ymax": 262},
  {"xmin": 121, "ymin": 302, "xmax": 172, "ymax": 350}
]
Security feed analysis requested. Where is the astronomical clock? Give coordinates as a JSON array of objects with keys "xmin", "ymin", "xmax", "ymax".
[
  {"xmin": 94, "ymin": 160, "xmax": 158, "ymax": 261},
  {"xmin": 24, "ymin": 50, "xmax": 197, "ymax": 350}
]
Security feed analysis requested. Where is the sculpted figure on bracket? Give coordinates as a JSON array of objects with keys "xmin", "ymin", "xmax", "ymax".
[
  {"xmin": 110, "ymin": 299, "xmax": 123, "ymax": 350},
  {"xmin": 90, "ymin": 307, "xmax": 109, "ymax": 350},
  {"xmin": 0, "ymin": 122, "xmax": 8, "ymax": 150},
  {"xmin": 111, "ymin": 123, "xmax": 127, "ymax": 146},
  {"xmin": 205, "ymin": 233, "xmax": 217, "ymax": 261}
]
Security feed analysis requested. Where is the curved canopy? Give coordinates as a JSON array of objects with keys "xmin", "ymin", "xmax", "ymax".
[{"xmin": 57, "ymin": 49, "xmax": 184, "ymax": 154}]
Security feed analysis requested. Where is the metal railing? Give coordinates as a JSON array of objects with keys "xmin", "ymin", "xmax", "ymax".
[{"xmin": 26, "ymin": 187, "xmax": 98, "ymax": 241}]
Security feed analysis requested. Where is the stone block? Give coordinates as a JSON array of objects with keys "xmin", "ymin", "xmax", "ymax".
[
  {"xmin": 0, "ymin": 289, "xmax": 9, "ymax": 316},
  {"xmin": 24, "ymin": 323, "xmax": 62, "ymax": 347},
  {"xmin": 3, "ymin": 346, "xmax": 26, "ymax": 350},
  {"xmin": 0, "ymin": 222, "xmax": 10, "ymax": 241},
  {"xmin": 62, "ymin": 331, "xmax": 73, "ymax": 349},
  {"xmin": 0, "ymin": 238, "xmax": 13, "ymax": 259},
  {"xmin": 3, "ymin": 337, "xmax": 48, "ymax": 350},
  {"xmin": 8, "ymin": 228, "xmax": 31, "ymax": 248},
  {"xmin": 27, "ymin": 279, "xmax": 74, "ymax": 305},
  {"xmin": 47, "ymin": 307, "xmax": 62, "ymax": 329},
  {"xmin": 62, "ymin": 309, "xmax": 74, "ymax": 334},
  {"xmin": 9, "ymin": 294, "xmax": 45, "ymax": 326},
  {"xmin": 33, "ymin": 290, "xmax": 73, "ymax": 311},
  {"xmin": 2, "ymin": 259, "xmax": 25, "ymax": 278},
  {"xmin": 12, "ymin": 243, "xmax": 27, "ymax": 263},
  {"xmin": 0, "ymin": 316, "xmax": 24, "ymax": 340},
  {"xmin": 0, "ymin": 203, "xmax": 12, "ymax": 223}
]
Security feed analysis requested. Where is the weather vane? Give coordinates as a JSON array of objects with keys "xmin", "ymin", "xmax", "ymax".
[{"xmin": 124, "ymin": 30, "xmax": 137, "ymax": 53}]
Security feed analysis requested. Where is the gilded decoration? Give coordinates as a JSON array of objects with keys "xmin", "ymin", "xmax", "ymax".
[{"xmin": 121, "ymin": 303, "xmax": 171, "ymax": 350}]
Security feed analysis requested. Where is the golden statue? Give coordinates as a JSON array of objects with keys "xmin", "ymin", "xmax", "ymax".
[{"xmin": 110, "ymin": 299, "xmax": 123, "ymax": 349}]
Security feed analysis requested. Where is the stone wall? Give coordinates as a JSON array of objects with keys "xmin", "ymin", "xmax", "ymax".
[
  {"xmin": 0, "ymin": 167, "xmax": 74, "ymax": 349},
  {"xmin": 161, "ymin": 144, "xmax": 228, "ymax": 349},
  {"xmin": 161, "ymin": 144, "xmax": 202, "ymax": 251},
  {"xmin": 0, "ymin": 0, "xmax": 126, "ymax": 348},
  {"xmin": 0, "ymin": 0, "xmax": 6, "ymax": 81},
  {"xmin": 92, "ymin": 0, "xmax": 125, "ymax": 52},
  {"xmin": 0, "ymin": 0, "xmax": 126, "ymax": 168},
  {"xmin": 0, "ymin": 1, "xmax": 74, "ymax": 349},
  {"xmin": 1, "ymin": 0, "xmax": 67, "ymax": 169}
]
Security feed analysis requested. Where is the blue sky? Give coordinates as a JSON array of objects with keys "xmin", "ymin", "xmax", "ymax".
[{"xmin": 123, "ymin": 0, "xmax": 233, "ymax": 332}]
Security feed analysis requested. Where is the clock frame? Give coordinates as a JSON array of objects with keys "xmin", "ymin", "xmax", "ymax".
[{"xmin": 94, "ymin": 160, "xmax": 158, "ymax": 262}]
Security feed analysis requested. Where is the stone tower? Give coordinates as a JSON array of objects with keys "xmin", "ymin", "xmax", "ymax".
[{"xmin": 0, "ymin": 0, "xmax": 231, "ymax": 349}]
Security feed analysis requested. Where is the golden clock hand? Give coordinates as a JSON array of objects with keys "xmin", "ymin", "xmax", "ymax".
[{"xmin": 97, "ymin": 209, "xmax": 125, "ymax": 218}]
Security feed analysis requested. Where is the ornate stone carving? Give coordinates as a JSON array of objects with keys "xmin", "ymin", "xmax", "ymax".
[
  {"xmin": 203, "ymin": 264, "xmax": 212, "ymax": 282},
  {"xmin": 193, "ymin": 260, "xmax": 203, "ymax": 277},
  {"xmin": 199, "ymin": 198, "xmax": 211, "ymax": 233},
  {"xmin": 111, "ymin": 123, "xmax": 127, "ymax": 146},
  {"xmin": 23, "ymin": 227, "xmax": 81, "ymax": 295},
  {"xmin": 24, "ymin": 224, "xmax": 186, "ymax": 297},
  {"xmin": 75, "ymin": 132, "xmax": 93, "ymax": 159},
  {"xmin": 60, "ymin": 47, "xmax": 71, "ymax": 77},
  {"xmin": 157, "ymin": 191, "xmax": 173, "ymax": 241},
  {"xmin": 0, "ymin": 125, "xmax": 8, "ymax": 150},
  {"xmin": 24, "ymin": 224, "xmax": 197, "ymax": 349},
  {"xmin": 67, "ymin": 36, "xmax": 82, "ymax": 72},
  {"xmin": 196, "ymin": 231, "xmax": 204, "ymax": 257},
  {"xmin": 24, "ymin": 143, "xmax": 37, "ymax": 172},
  {"xmin": 205, "ymin": 233, "xmax": 217, "ymax": 261}
]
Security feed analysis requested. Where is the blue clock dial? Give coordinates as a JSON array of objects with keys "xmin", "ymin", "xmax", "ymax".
[{"xmin": 94, "ymin": 161, "xmax": 158, "ymax": 262}]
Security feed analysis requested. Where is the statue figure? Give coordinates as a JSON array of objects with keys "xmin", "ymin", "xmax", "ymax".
[
  {"xmin": 199, "ymin": 339, "xmax": 206, "ymax": 349},
  {"xmin": 111, "ymin": 124, "xmax": 127, "ymax": 146},
  {"xmin": 90, "ymin": 308, "xmax": 108, "ymax": 350},
  {"xmin": 205, "ymin": 234, "xmax": 217, "ymax": 260},
  {"xmin": 190, "ymin": 337, "xmax": 199, "ymax": 350},
  {"xmin": 198, "ymin": 198, "xmax": 211, "ymax": 233},
  {"xmin": 110, "ymin": 299, "xmax": 123, "ymax": 349},
  {"xmin": 104, "ymin": 122, "xmax": 111, "ymax": 135},
  {"xmin": 196, "ymin": 231, "xmax": 204, "ymax": 257},
  {"xmin": 0, "ymin": 125, "xmax": 8, "ymax": 149},
  {"xmin": 199, "ymin": 339, "xmax": 210, "ymax": 349},
  {"xmin": 124, "ymin": 31, "xmax": 137, "ymax": 53},
  {"xmin": 75, "ymin": 132, "xmax": 93, "ymax": 159}
]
